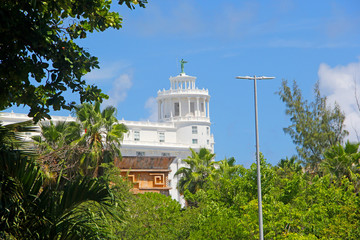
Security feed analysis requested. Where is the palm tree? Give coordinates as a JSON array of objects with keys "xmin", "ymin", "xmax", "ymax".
[
  {"xmin": 0, "ymin": 123, "xmax": 118, "ymax": 239},
  {"xmin": 322, "ymin": 141, "xmax": 360, "ymax": 179},
  {"xmin": 211, "ymin": 157, "xmax": 242, "ymax": 181},
  {"xmin": 33, "ymin": 120, "xmax": 81, "ymax": 152},
  {"xmin": 277, "ymin": 155, "xmax": 303, "ymax": 175},
  {"xmin": 32, "ymin": 120, "xmax": 83, "ymax": 181},
  {"xmin": 175, "ymin": 148, "xmax": 215, "ymax": 195},
  {"xmin": 0, "ymin": 120, "xmax": 37, "ymax": 151},
  {"xmin": 75, "ymin": 102, "xmax": 128, "ymax": 177},
  {"xmin": 1, "ymin": 151, "xmax": 117, "ymax": 239}
]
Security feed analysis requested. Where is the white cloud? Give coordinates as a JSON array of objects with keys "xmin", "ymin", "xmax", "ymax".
[
  {"xmin": 144, "ymin": 97, "xmax": 158, "ymax": 122},
  {"xmin": 84, "ymin": 60, "xmax": 133, "ymax": 109},
  {"xmin": 103, "ymin": 73, "xmax": 133, "ymax": 108},
  {"xmin": 318, "ymin": 59, "xmax": 360, "ymax": 142},
  {"xmin": 85, "ymin": 61, "xmax": 131, "ymax": 82}
]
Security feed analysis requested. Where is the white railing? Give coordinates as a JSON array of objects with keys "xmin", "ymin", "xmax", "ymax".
[
  {"xmin": 0, "ymin": 112, "xmax": 76, "ymax": 122},
  {"xmin": 121, "ymin": 140, "xmax": 190, "ymax": 149},
  {"xmin": 157, "ymin": 88, "xmax": 208, "ymax": 96},
  {"xmin": 161, "ymin": 116, "xmax": 210, "ymax": 122},
  {"xmin": 118, "ymin": 120, "xmax": 174, "ymax": 128}
]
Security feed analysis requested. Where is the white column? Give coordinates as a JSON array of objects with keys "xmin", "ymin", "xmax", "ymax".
[
  {"xmin": 196, "ymin": 97, "xmax": 199, "ymax": 117},
  {"xmin": 207, "ymin": 99, "xmax": 210, "ymax": 118},
  {"xmin": 179, "ymin": 98, "xmax": 182, "ymax": 117},
  {"xmin": 158, "ymin": 100, "xmax": 161, "ymax": 120},
  {"xmin": 170, "ymin": 99, "xmax": 173, "ymax": 117},
  {"xmin": 162, "ymin": 100, "xmax": 165, "ymax": 118},
  {"xmin": 203, "ymin": 98, "xmax": 206, "ymax": 117},
  {"xmin": 188, "ymin": 97, "xmax": 190, "ymax": 116}
]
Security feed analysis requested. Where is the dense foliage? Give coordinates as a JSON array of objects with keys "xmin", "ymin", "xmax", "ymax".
[
  {"xmin": 0, "ymin": 122, "xmax": 123, "ymax": 239},
  {"xmin": 120, "ymin": 151, "xmax": 360, "ymax": 239},
  {"xmin": 33, "ymin": 101, "xmax": 128, "ymax": 179},
  {"xmin": 1, "ymin": 105, "xmax": 360, "ymax": 239},
  {"xmin": 0, "ymin": 0, "xmax": 147, "ymax": 122}
]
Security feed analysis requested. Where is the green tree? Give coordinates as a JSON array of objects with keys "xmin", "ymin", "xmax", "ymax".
[
  {"xmin": 0, "ymin": 123, "xmax": 119, "ymax": 239},
  {"xmin": 31, "ymin": 102, "xmax": 127, "ymax": 179},
  {"xmin": 119, "ymin": 192, "xmax": 184, "ymax": 239},
  {"xmin": 32, "ymin": 120, "xmax": 84, "ymax": 181},
  {"xmin": 188, "ymin": 201, "xmax": 245, "ymax": 240},
  {"xmin": 277, "ymin": 80, "xmax": 348, "ymax": 170},
  {"xmin": 175, "ymin": 148, "xmax": 215, "ymax": 196},
  {"xmin": 322, "ymin": 141, "xmax": 360, "ymax": 180},
  {"xmin": 277, "ymin": 155, "xmax": 303, "ymax": 176},
  {"xmin": 33, "ymin": 120, "xmax": 81, "ymax": 152},
  {"xmin": 212, "ymin": 157, "xmax": 241, "ymax": 180},
  {"xmin": 75, "ymin": 101, "xmax": 128, "ymax": 177},
  {"xmin": 0, "ymin": 0, "xmax": 147, "ymax": 122}
]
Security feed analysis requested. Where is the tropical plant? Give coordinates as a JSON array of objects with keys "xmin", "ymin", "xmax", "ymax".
[
  {"xmin": 322, "ymin": 141, "xmax": 360, "ymax": 179},
  {"xmin": 32, "ymin": 120, "xmax": 85, "ymax": 181},
  {"xmin": 175, "ymin": 148, "xmax": 215, "ymax": 196},
  {"xmin": 32, "ymin": 120, "xmax": 81, "ymax": 152},
  {"xmin": 0, "ymin": 120, "xmax": 37, "ymax": 151},
  {"xmin": 0, "ymin": 152, "xmax": 118, "ymax": 239},
  {"xmin": 277, "ymin": 155, "xmax": 303, "ymax": 175},
  {"xmin": 74, "ymin": 102, "xmax": 128, "ymax": 177},
  {"xmin": 0, "ymin": 122, "xmax": 119, "ymax": 239},
  {"xmin": 118, "ymin": 192, "xmax": 184, "ymax": 239},
  {"xmin": 212, "ymin": 157, "xmax": 241, "ymax": 180}
]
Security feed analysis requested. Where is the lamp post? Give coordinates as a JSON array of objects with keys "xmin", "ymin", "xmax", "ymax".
[{"xmin": 235, "ymin": 75, "xmax": 275, "ymax": 240}]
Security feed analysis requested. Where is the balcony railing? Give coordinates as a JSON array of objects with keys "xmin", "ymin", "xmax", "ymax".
[{"xmin": 157, "ymin": 88, "xmax": 209, "ymax": 96}]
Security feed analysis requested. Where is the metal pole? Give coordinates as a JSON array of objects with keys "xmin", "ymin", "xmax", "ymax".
[
  {"xmin": 236, "ymin": 75, "xmax": 274, "ymax": 240},
  {"xmin": 253, "ymin": 75, "xmax": 264, "ymax": 240}
]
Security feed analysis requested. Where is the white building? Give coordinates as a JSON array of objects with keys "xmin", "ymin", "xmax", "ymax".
[{"xmin": 0, "ymin": 68, "xmax": 214, "ymax": 203}]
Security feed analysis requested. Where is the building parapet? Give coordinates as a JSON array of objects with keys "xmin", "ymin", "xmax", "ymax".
[
  {"xmin": 121, "ymin": 140, "xmax": 190, "ymax": 149},
  {"xmin": 0, "ymin": 112, "xmax": 76, "ymax": 122},
  {"xmin": 118, "ymin": 119, "xmax": 175, "ymax": 128},
  {"xmin": 160, "ymin": 116, "xmax": 210, "ymax": 123},
  {"xmin": 157, "ymin": 88, "xmax": 208, "ymax": 96}
]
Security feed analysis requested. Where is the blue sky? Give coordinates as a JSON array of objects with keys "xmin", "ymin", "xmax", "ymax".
[{"xmin": 7, "ymin": 0, "xmax": 360, "ymax": 166}]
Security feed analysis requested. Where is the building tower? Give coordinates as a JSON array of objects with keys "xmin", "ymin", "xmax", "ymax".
[{"xmin": 156, "ymin": 60, "xmax": 213, "ymax": 152}]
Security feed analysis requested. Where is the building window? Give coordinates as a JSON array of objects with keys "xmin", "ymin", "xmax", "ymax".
[
  {"xmin": 192, "ymin": 126, "xmax": 198, "ymax": 134},
  {"xmin": 206, "ymin": 127, "xmax": 210, "ymax": 136},
  {"xmin": 136, "ymin": 151, "xmax": 145, "ymax": 156},
  {"xmin": 190, "ymin": 102, "xmax": 195, "ymax": 114},
  {"xmin": 200, "ymin": 102, "xmax": 204, "ymax": 112},
  {"xmin": 161, "ymin": 152, "xmax": 170, "ymax": 157},
  {"xmin": 207, "ymin": 140, "xmax": 210, "ymax": 145},
  {"xmin": 192, "ymin": 139, "xmax": 198, "ymax": 144},
  {"xmin": 174, "ymin": 102, "xmax": 179, "ymax": 116},
  {"xmin": 158, "ymin": 132, "xmax": 165, "ymax": 142},
  {"xmin": 134, "ymin": 131, "xmax": 140, "ymax": 141}
]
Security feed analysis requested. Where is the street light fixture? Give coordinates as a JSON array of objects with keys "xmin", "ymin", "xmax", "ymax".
[{"xmin": 235, "ymin": 75, "xmax": 275, "ymax": 240}]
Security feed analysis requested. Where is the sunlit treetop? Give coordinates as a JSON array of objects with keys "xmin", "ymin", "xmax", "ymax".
[{"xmin": 0, "ymin": 0, "xmax": 147, "ymax": 122}]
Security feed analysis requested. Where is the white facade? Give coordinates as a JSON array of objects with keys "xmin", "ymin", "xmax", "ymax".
[{"xmin": 0, "ymin": 71, "xmax": 214, "ymax": 204}]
